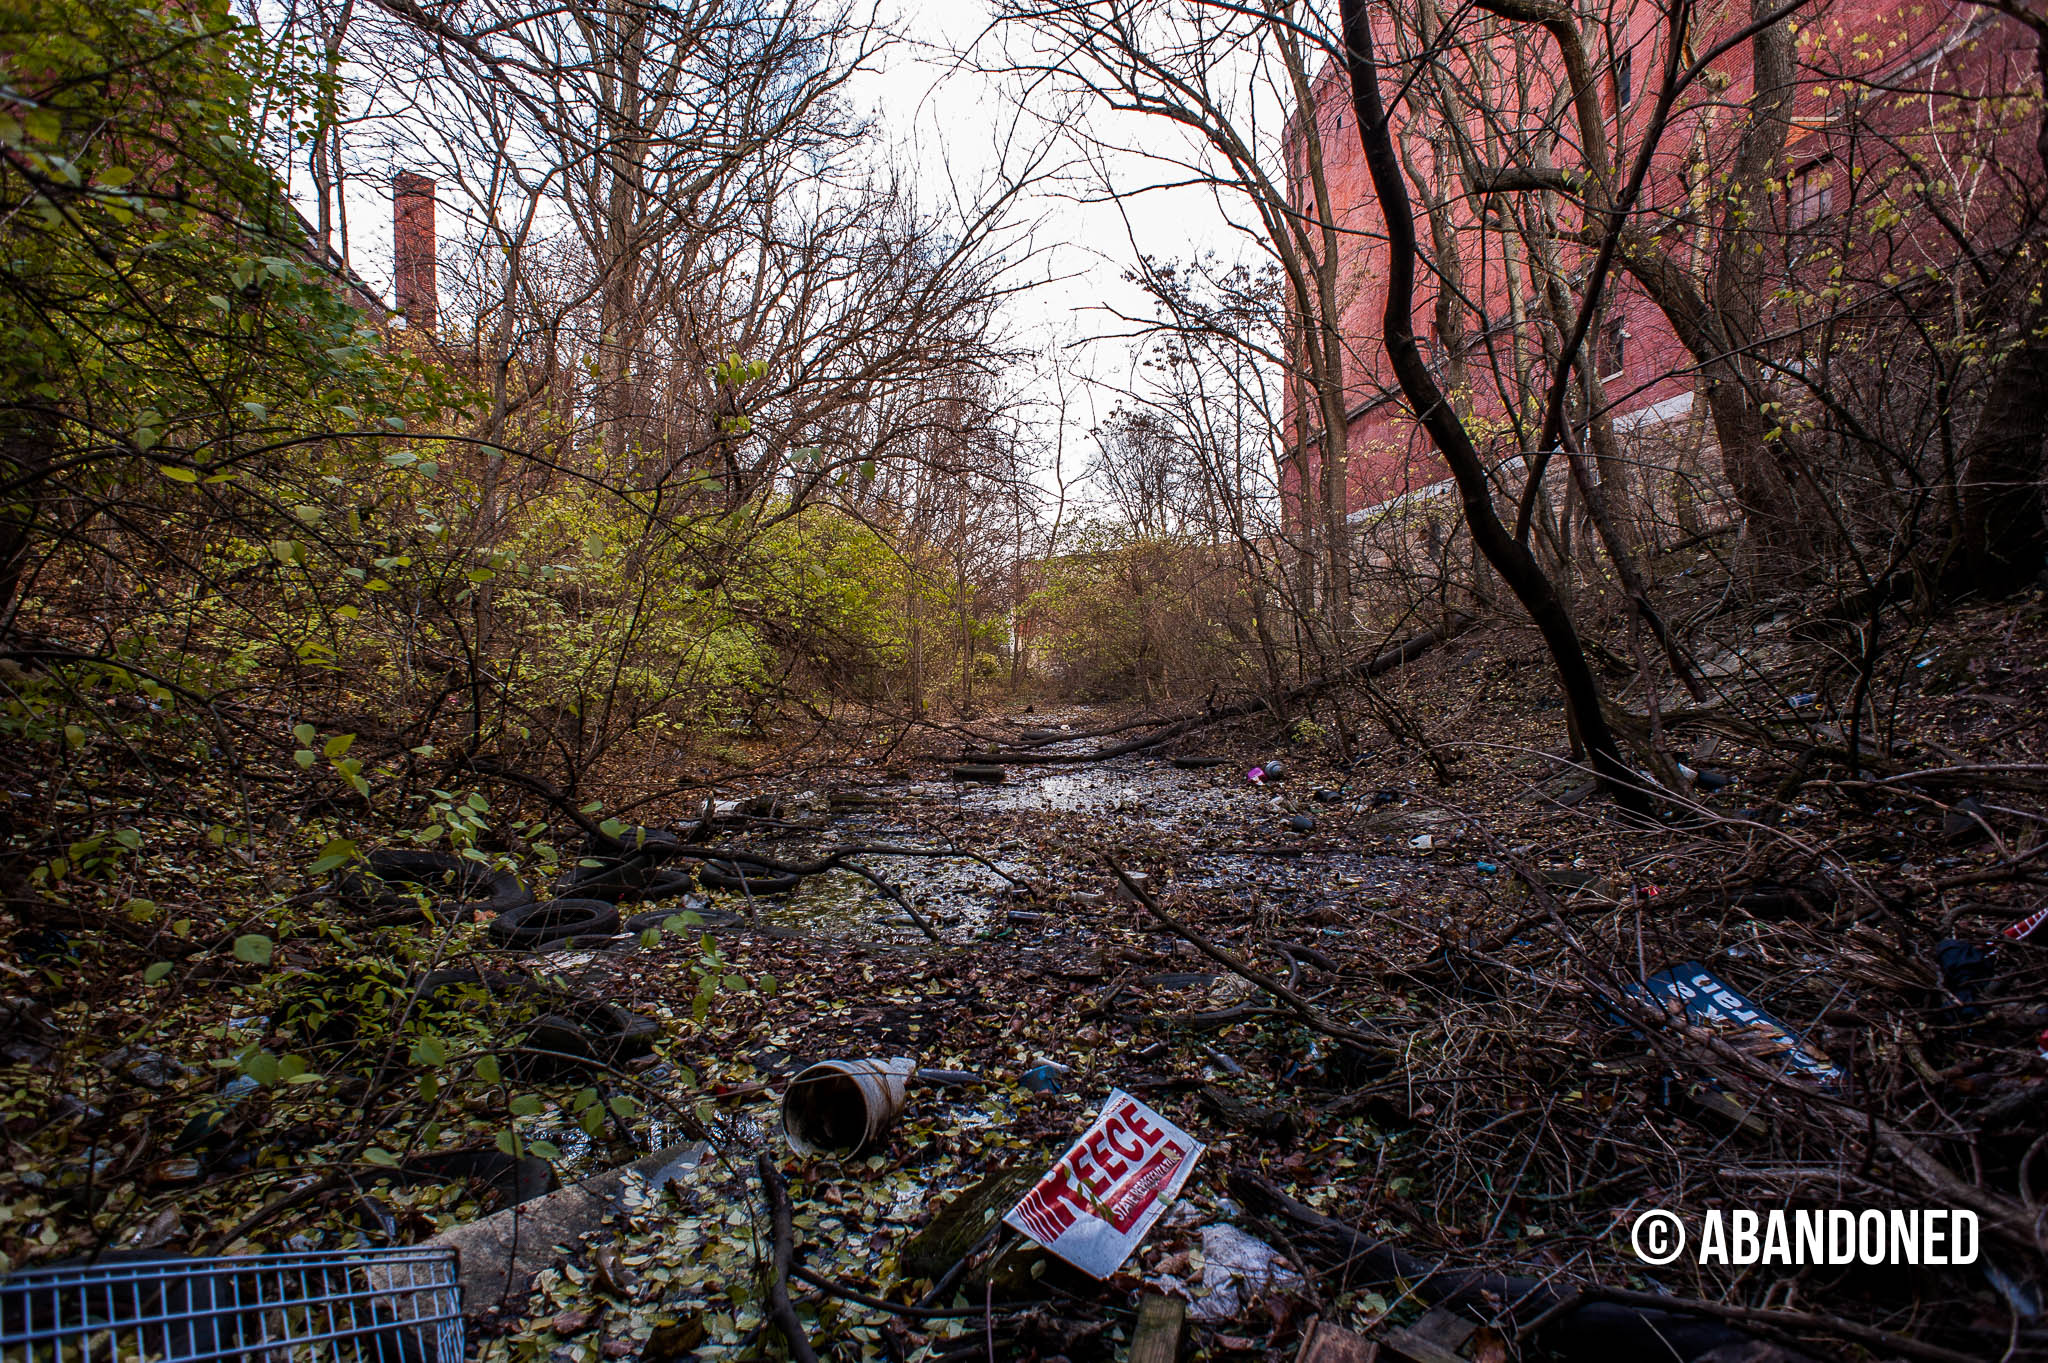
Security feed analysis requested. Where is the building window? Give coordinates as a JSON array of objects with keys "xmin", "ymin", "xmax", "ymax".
[
  {"xmin": 1596, "ymin": 313, "xmax": 1626, "ymax": 379},
  {"xmin": 1616, "ymin": 49, "xmax": 1634, "ymax": 109},
  {"xmin": 1788, "ymin": 164, "xmax": 1834, "ymax": 231}
]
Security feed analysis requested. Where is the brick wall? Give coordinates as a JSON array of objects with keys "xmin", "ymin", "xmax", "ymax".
[{"xmin": 1281, "ymin": 0, "xmax": 2034, "ymax": 526}]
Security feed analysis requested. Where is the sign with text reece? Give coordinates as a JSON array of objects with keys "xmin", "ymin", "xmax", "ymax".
[{"xmin": 1005, "ymin": 1091, "xmax": 1204, "ymax": 1277}]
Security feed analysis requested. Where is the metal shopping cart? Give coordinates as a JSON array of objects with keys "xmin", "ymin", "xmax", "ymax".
[{"xmin": 0, "ymin": 1247, "xmax": 462, "ymax": 1361}]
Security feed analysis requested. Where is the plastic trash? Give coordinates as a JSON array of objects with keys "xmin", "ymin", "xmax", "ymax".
[
  {"xmin": 1474, "ymin": 860, "xmax": 1498, "ymax": 873},
  {"xmin": 1189, "ymin": 1223, "xmax": 1302, "ymax": 1320},
  {"xmin": 1246, "ymin": 766, "xmax": 1265, "ymax": 785},
  {"xmin": 781, "ymin": 1056, "xmax": 915, "ymax": 1156},
  {"xmin": 1788, "ymin": 692, "xmax": 1817, "ymax": 708},
  {"xmin": 1286, "ymin": 814, "xmax": 1315, "ymax": 834},
  {"xmin": 1631, "ymin": 963, "xmax": 1840, "ymax": 1088},
  {"xmin": 1409, "ymin": 834, "xmax": 1434, "ymax": 850},
  {"xmin": 1019, "ymin": 1059, "xmax": 1070, "ymax": 1093}
]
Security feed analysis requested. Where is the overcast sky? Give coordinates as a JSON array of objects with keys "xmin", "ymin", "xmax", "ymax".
[{"xmin": 302, "ymin": 0, "xmax": 1247, "ymax": 498}]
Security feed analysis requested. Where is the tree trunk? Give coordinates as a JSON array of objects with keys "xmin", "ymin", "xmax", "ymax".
[{"xmin": 1339, "ymin": 0, "xmax": 1650, "ymax": 816}]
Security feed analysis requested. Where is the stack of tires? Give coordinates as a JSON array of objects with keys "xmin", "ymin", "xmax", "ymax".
[{"xmin": 336, "ymin": 850, "xmax": 532, "ymax": 926}]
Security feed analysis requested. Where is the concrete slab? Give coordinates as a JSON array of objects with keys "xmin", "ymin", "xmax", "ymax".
[{"xmin": 424, "ymin": 1140, "xmax": 708, "ymax": 1316}]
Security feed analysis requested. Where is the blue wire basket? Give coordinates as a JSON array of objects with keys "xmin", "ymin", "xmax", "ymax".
[{"xmin": 0, "ymin": 1246, "xmax": 462, "ymax": 1361}]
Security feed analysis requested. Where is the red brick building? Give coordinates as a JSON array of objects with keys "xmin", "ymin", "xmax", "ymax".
[{"xmin": 1283, "ymin": 0, "xmax": 2037, "ymax": 526}]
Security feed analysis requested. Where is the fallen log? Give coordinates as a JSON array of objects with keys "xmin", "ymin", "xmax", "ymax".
[
  {"xmin": 974, "ymin": 615, "xmax": 1478, "ymax": 765},
  {"xmin": 757, "ymin": 1154, "xmax": 820, "ymax": 1363}
]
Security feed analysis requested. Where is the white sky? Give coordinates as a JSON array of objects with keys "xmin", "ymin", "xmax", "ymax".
[{"xmin": 300, "ymin": 0, "xmax": 1246, "ymax": 501}]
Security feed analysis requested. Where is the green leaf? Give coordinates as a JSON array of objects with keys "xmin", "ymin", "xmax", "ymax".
[
  {"xmin": 158, "ymin": 464, "xmax": 198, "ymax": 483},
  {"xmin": 143, "ymin": 961, "xmax": 174, "ymax": 985},
  {"xmin": 409, "ymin": 1036, "xmax": 447, "ymax": 1068},
  {"xmin": 508, "ymin": 1093, "xmax": 542, "ymax": 1117},
  {"xmin": 24, "ymin": 108, "xmax": 60, "ymax": 143},
  {"xmin": 308, "ymin": 838, "xmax": 358, "ymax": 874},
  {"xmin": 293, "ymin": 723, "xmax": 316, "ymax": 745},
  {"xmin": 528, "ymin": 1139, "xmax": 562, "ymax": 1160},
  {"xmin": 323, "ymin": 733, "xmax": 355, "ymax": 759},
  {"xmin": 361, "ymin": 1148, "xmax": 399, "ymax": 1167},
  {"xmin": 599, "ymin": 817, "xmax": 625, "ymax": 839},
  {"xmin": 608, "ymin": 1095, "xmax": 639, "ymax": 1120},
  {"xmin": 63, "ymin": 724, "xmax": 85, "ymax": 749},
  {"xmin": 294, "ymin": 749, "xmax": 315, "ymax": 768},
  {"xmin": 232, "ymin": 933, "xmax": 273, "ymax": 965},
  {"xmin": 244, "ymin": 1049, "xmax": 280, "ymax": 1085},
  {"xmin": 475, "ymin": 1055, "xmax": 502, "ymax": 1084}
]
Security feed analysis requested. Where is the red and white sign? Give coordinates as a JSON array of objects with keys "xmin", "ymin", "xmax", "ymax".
[
  {"xmin": 1004, "ymin": 1090, "xmax": 1203, "ymax": 1277},
  {"xmin": 2005, "ymin": 906, "xmax": 2048, "ymax": 941}
]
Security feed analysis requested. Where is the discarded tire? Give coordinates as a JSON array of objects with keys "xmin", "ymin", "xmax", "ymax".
[
  {"xmin": 625, "ymin": 868, "xmax": 697, "ymax": 902},
  {"xmin": 521, "ymin": 1003, "xmax": 661, "ymax": 1073},
  {"xmin": 274, "ymin": 962, "xmax": 411, "ymax": 1049},
  {"xmin": 558, "ymin": 865, "xmax": 696, "ymax": 904},
  {"xmin": 587, "ymin": 824, "xmax": 681, "ymax": 854},
  {"xmin": 625, "ymin": 906, "xmax": 744, "ymax": 933},
  {"xmin": 950, "ymin": 764, "xmax": 1006, "ymax": 783},
  {"xmin": 698, "ymin": 860, "xmax": 803, "ymax": 895},
  {"xmin": 486, "ymin": 898, "xmax": 620, "ymax": 948},
  {"xmin": 337, "ymin": 848, "xmax": 531, "ymax": 922},
  {"xmin": 571, "ymin": 825, "xmax": 680, "ymax": 899},
  {"xmin": 1170, "ymin": 756, "xmax": 1228, "ymax": 769},
  {"xmin": 402, "ymin": 1147, "xmax": 556, "ymax": 1206}
]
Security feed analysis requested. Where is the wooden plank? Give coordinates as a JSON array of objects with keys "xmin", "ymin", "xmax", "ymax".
[
  {"xmin": 1295, "ymin": 1318, "xmax": 1379, "ymax": 1363},
  {"xmin": 1378, "ymin": 1308, "xmax": 1475, "ymax": 1363},
  {"xmin": 1128, "ymin": 1292, "xmax": 1186, "ymax": 1363},
  {"xmin": 897, "ymin": 1165, "xmax": 1037, "ymax": 1282}
]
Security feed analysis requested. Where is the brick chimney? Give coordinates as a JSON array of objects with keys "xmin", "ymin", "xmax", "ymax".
[{"xmin": 392, "ymin": 171, "xmax": 437, "ymax": 334}]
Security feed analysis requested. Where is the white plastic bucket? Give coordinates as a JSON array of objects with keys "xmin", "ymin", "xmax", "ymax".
[{"xmin": 781, "ymin": 1057, "xmax": 915, "ymax": 1155}]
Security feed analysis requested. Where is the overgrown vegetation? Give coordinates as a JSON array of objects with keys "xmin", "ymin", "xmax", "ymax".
[{"xmin": 5, "ymin": 0, "xmax": 2048, "ymax": 1359}]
